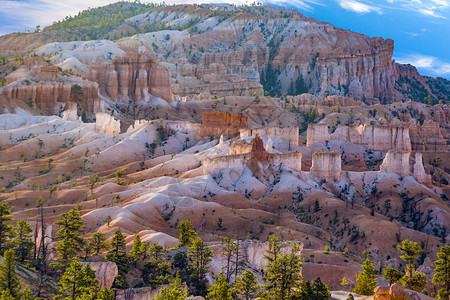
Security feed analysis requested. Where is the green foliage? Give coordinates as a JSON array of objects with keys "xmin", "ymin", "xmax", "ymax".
[
  {"xmin": 142, "ymin": 243, "xmax": 171, "ymax": 288},
  {"xmin": 262, "ymin": 236, "xmax": 303, "ymax": 300},
  {"xmin": 106, "ymin": 228, "xmax": 128, "ymax": 288},
  {"xmin": 233, "ymin": 269, "xmax": 260, "ymax": 300},
  {"xmin": 433, "ymin": 246, "xmax": 450, "ymax": 298},
  {"xmin": 97, "ymin": 288, "xmax": 115, "ymax": 300},
  {"xmin": 155, "ymin": 274, "xmax": 187, "ymax": 300},
  {"xmin": 129, "ymin": 235, "xmax": 144, "ymax": 265},
  {"xmin": 0, "ymin": 249, "xmax": 21, "ymax": 298},
  {"xmin": 298, "ymin": 278, "xmax": 331, "ymax": 300},
  {"xmin": 382, "ymin": 266, "xmax": 402, "ymax": 285},
  {"xmin": 87, "ymin": 232, "xmax": 108, "ymax": 255},
  {"xmin": 405, "ymin": 271, "xmax": 427, "ymax": 292},
  {"xmin": 55, "ymin": 208, "xmax": 85, "ymax": 249},
  {"xmin": 397, "ymin": 239, "xmax": 423, "ymax": 287},
  {"xmin": 188, "ymin": 237, "xmax": 212, "ymax": 296},
  {"xmin": 19, "ymin": 286, "xmax": 36, "ymax": 300},
  {"xmin": 207, "ymin": 272, "xmax": 232, "ymax": 300},
  {"xmin": 177, "ymin": 220, "xmax": 197, "ymax": 247},
  {"xmin": 0, "ymin": 201, "xmax": 15, "ymax": 253},
  {"xmin": 52, "ymin": 238, "xmax": 77, "ymax": 272},
  {"xmin": 353, "ymin": 259, "xmax": 377, "ymax": 296},
  {"xmin": 12, "ymin": 219, "xmax": 33, "ymax": 262},
  {"xmin": 54, "ymin": 260, "xmax": 99, "ymax": 300},
  {"xmin": 46, "ymin": 2, "xmax": 163, "ymax": 40}
]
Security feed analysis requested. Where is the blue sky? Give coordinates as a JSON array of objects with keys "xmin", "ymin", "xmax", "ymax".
[{"xmin": 0, "ymin": 0, "xmax": 449, "ymax": 79}]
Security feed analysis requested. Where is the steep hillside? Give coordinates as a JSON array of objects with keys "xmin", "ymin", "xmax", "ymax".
[{"xmin": 0, "ymin": 3, "xmax": 449, "ymax": 104}]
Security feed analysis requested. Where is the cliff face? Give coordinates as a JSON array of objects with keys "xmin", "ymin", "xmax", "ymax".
[
  {"xmin": 379, "ymin": 150, "xmax": 410, "ymax": 177},
  {"xmin": 87, "ymin": 52, "xmax": 173, "ymax": 103},
  {"xmin": 307, "ymin": 124, "xmax": 411, "ymax": 152},
  {"xmin": 310, "ymin": 151, "xmax": 341, "ymax": 181}
]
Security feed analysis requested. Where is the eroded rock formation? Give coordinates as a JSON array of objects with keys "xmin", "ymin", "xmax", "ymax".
[
  {"xmin": 87, "ymin": 51, "xmax": 173, "ymax": 103},
  {"xmin": 240, "ymin": 126, "xmax": 299, "ymax": 146},
  {"xmin": 413, "ymin": 153, "xmax": 432, "ymax": 187},
  {"xmin": 310, "ymin": 151, "xmax": 341, "ymax": 181},
  {"xmin": 95, "ymin": 112, "xmax": 121, "ymax": 135},
  {"xmin": 374, "ymin": 284, "xmax": 409, "ymax": 300},
  {"xmin": 85, "ymin": 262, "xmax": 118, "ymax": 290},
  {"xmin": 307, "ymin": 123, "xmax": 411, "ymax": 152},
  {"xmin": 203, "ymin": 134, "xmax": 301, "ymax": 173},
  {"xmin": 379, "ymin": 150, "xmax": 410, "ymax": 177},
  {"xmin": 409, "ymin": 122, "xmax": 448, "ymax": 152}
]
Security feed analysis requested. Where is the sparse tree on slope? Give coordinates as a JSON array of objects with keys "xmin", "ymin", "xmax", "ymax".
[
  {"xmin": 177, "ymin": 220, "xmax": 197, "ymax": 247},
  {"xmin": 54, "ymin": 260, "xmax": 99, "ymax": 300},
  {"xmin": 129, "ymin": 235, "xmax": 144, "ymax": 267},
  {"xmin": 397, "ymin": 239, "xmax": 427, "ymax": 290},
  {"xmin": 188, "ymin": 237, "xmax": 212, "ymax": 296},
  {"xmin": 353, "ymin": 259, "xmax": 377, "ymax": 296},
  {"xmin": 155, "ymin": 274, "xmax": 187, "ymax": 300},
  {"xmin": 87, "ymin": 232, "xmax": 108, "ymax": 256},
  {"xmin": 433, "ymin": 246, "xmax": 450, "ymax": 300},
  {"xmin": 0, "ymin": 201, "xmax": 15, "ymax": 254},
  {"xmin": 12, "ymin": 220, "xmax": 33, "ymax": 262}
]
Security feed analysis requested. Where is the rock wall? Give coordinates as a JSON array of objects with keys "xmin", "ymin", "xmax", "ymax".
[
  {"xmin": 95, "ymin": 113, "xmax": 121, "ymax": 135},
  {"xmin": 85, "ymin": 262, "xmax": 118, "ymax": 290},
  {"xmin": 409, "ymin": 122, "xmax": 448, "ymax": 152},
  {"xmin": 240, "ymin": 126, "xmax": 299, "ymax": 146},
  {"xmin": 87, "ymin": 51, "xmax": 173, "ymax": 103},
  {"xmin": 307, "ymin": 123, "xmax": 412, "ymax": 152},
  {"xmin": 379, "ymin": 150, "xmax": 410, "ymax": 177},
  {"xmin": 310, "ymin": 151, "xmax": 341, "ymax": 181},
  {"xmin": 0, "ymin": 80, "xmax": 99, "ymax": 114},
  {"xmin": 413, "ymin": 153, "xmax": 432, "ymax": 187},
  {"xmin": 203, "ymin": 112, "xmax": 248, "ymax": 128}
]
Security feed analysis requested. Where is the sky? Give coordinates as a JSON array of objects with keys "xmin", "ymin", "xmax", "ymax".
[{"xmin": 0, "ymin": 0, "xmax": 449, "ymax": 79}]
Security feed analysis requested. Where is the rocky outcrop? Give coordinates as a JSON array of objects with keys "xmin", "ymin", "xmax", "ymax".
[
  {"xmin": 374, "ymin": 284, "xmax": 409, "ymax": 300},
  {"xmin": 87, "ymin": 51, "xmax": 173, "ymax": 103},
  {"xmin": 95, "ymin": 112, "xmax": 121, "ymax": 135},
  {"xmin": 85, "ymin": 262, "xmax": 118, "ymax": 290},
  {"xmin": 307, "ymin": 123, "xmax": 411, "ymax": 152},
  {"xmin": 379, "ymin": 150, "xmax": 410, "ymax": 177},
  {"xmin": 310, "ymin": 151, "xmax": 341, "ymax": 181},
  {"xmin": 203, "ymin": 134, "xmax": 301, "ymax": 173},
  {"xmin": 0, "ymin": 79, "xmax": 100, "ymax": 114},
  {"xmin": 240, "ymin": 126, "xmax": 299, "ymax": 147},
  {"xmin": 413, "ymin": 153, "xmax": 432, "ymax": 187},
  {"xmin": 199, "ymin": 112, "xmax": 249, "ymax": 137}
]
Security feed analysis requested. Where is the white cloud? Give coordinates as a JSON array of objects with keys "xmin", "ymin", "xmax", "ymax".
[
  {"xmin": 386, "ymin": 0, "xmax": 449, "ymax": 19},
  {"xmin": 395, "ymin": 54, "xmax": 450, "ymax": 76},
  {"xmin": 338, "ymin": 0, "xmax": 382, "ymax": 14}
]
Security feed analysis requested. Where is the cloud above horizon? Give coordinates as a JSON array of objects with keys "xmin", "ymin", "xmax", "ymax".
[
  {"xmin": 395, "ymin": 54, "xmax": 450, "ymax": 76},
  {"xmin": 338, "ymin": 0, "xmax": 382, "ymax": 14}
]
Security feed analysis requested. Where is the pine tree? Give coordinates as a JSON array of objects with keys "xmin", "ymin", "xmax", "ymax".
[
  {"xmin": 55, "ymin": 208, "xmax": 85, "ymax": 250},
  {"xmin": 312, "ymin": 277, "xmax": 331, "ymax": 300},
  {"xmin": 19, "ymin": 286, "xmax": 36, "ymax": 300},
  {"xmin": 155, "ymin": 274, "xmax": 187, "ymax": 300},
  {"xmin": 382, "ymin": 266, "xmax": 402, "ymax": 285},
  {"xmin": 142, "ymin": 243, "xmax": 171, "ymax": 288},
  {"xmin": 0, "ymin": 249, "xmax": 21, "ymax": 298},
  {"xmin": 221, "ymin": 236, "xmax": 237, "ymax": 282},
  {"xmin": 433, "ymin": 246, "xmax": 450, "ymax": 299},
  {"xmin": 397, "ymin": 240, "xmax": 424, "ymax": 289},
  {"xmin": 52, "ymin": 238, "xmax": 77, "ymax": 272},
  {"xmin": 55, "ymin": 260, "xmax": 99, "ymax": 300},
  {"xmin": 88, "ymin": 232, "xmax": 108, "ymax": 255},
  {"xmin": 353, "ymin": 259, "xmax": 377, "ymax": 296},
  {"xmin": 12, "ymin": 220, "xmax": 33, "ymax": 262},
  {"xmin": 106, "ymin": 228, "xmax": 126, "ymax": 259},
  {"xmin": 0, "ymin": 201, "xmax": 15, "ymax": 253},
  {"xmin": 262, "ymin": 236, "xmax": 303, "ymax": 300},
  {"xmin": 233, "ymin": 269, "xmax": 260, "ymax": 300},
  {"xmin": 207, "ymin": 272, "xmax": 232, "ymax": 300},
  {"xmin": 188, "ymin": 237, "xmax": 212, "ymax": 296},
  {"xmin": 129, "ymin": 235, "xmax": 144, "ymax": 267},
  {"xmin": 177, "ymin": 220, "xmax": 197, "ymax": 247},
  {"xmin": 97, "ymin": 288, "xmax": 115, "ymax": 300}
]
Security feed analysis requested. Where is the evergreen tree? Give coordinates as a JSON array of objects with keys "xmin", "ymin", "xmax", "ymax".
[
  {"xmin": 188, "ymin": 237, "xmax": 212, "ymax": 296},
  {"xmin": 55, "ymin": 208, "xmax": 85, "ymax": 249},
  {"xmin": 142, "ymin": 243, "xmax": 171, "ymax": 288},
  {"xmin": 262, "ymin": 236, "xmax": 303, "ymax": 300},
  {"xmin": 221, "ymin": 236, "xmax": 237, "ymax": 283},
  {"xmin": 0, "ymin": 249, "xmax": 21, "ymax": 298},
  {"xmin": 55, "ymin": 260, "xmax": 99, "ymax": 300},
  {"xmin": 87, "ymin": 232, "xmax": 108, "ymax": 255},
  {"xmin": 52, "ymin": 238, "xmax": 77, "ymax": 272},
  {"xmin": 0, "ymin": 290, "xmax": 14, "ymax": 300},
  {"xmin": 20, "ymin": 286, "xmax": 36, "ymax": 300},
  {"xmin": 207, "ymin": 273, "xmax": 232, "ymax": 300},
  {"xmin": 353, "ymin": 259, "xmax": 377, "ymax": 296},
  {"xmin": 433, "ymin": 246, "xmax": 450, "ymax": 299},
  {"xmin": 97, "ymin": 288, "xmax": 115, "ymax": 300},
  {"xmin": 12, "ymin": 220, "xmax": 33, "ymax": 262},
  {"xmin": 155, "ymin": 274, "xmax": 187, "ymax": 300},
  {"xmin": 106, "ymin": 228, "xmax": 128, "ymax": 289},
  {"xmin": 382, "ymin": 266, "xmax": 402, "ymax": 285},
  {"xmin": 312, "ymin": 277, "xmax": 331, "ymax": 300},
  {"xmin": 0, "ymin": 201, "xmax": 15, "ymax": 253},
  {"xmin": 233, "ymin": 269, "xmax": 260, "ymax": 300},
  {"xmin": 177, "ymin": 220, "xmax": 197, "ymax": 247},
  {"xmin": 129, "ymin": 235, "xmax": 144, "ymax": 267},
  {"xmin": 397, "ymin": 240, "xmax": 424, "ymax": 289}
]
